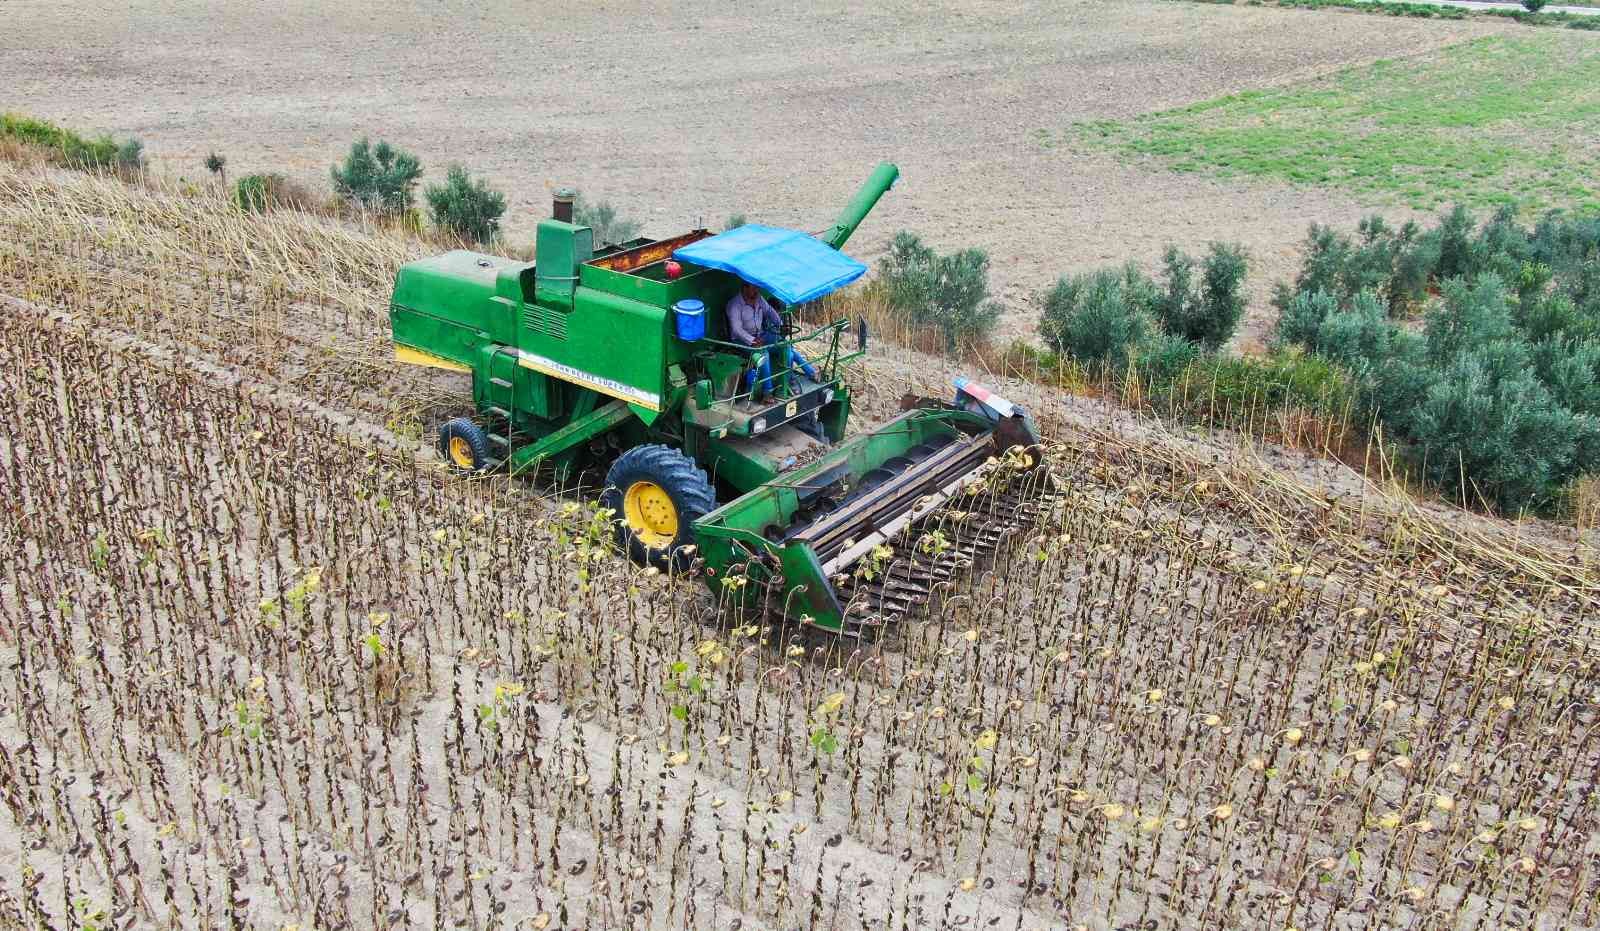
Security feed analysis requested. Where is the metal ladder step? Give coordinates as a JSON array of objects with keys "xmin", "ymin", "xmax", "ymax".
[
  {"xmin": 489, "ymin": 377, "xmax": 513, "ymax": 389},
  {"xmin": 484, "ymin": 405, "xmax": 511, "ymax": 420},
  {"xmin": 488, "ymin": 433, "xmax": 510, "ymax": 450}
]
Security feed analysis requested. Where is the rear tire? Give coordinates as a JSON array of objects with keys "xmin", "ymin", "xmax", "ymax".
[
  {"xmin": 438, "ymin": 418, "xmax": 491, "ymax": 473},
  {"xmin": 601, "ymin": 444, "xmax": 716, "ymax": 571}
]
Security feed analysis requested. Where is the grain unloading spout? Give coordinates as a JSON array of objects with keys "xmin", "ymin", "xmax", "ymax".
[
  {"xmin": 818, "ymin": 162, "xmax": 899, "ymax": 250},
  {"xmin": 692, "ymin": 380, "xmax": 1055, "ymax": 636}
]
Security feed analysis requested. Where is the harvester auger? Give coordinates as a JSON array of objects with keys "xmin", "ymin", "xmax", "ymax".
[{"xmin": 390, "ymin": 162, "xmax": 1058, "ymax": 636}]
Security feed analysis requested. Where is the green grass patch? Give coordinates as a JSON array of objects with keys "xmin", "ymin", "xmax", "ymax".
[
  {"xmin": 1081, "ymin": 36, "xmax": 1600, "ymax": 212},
  {"xmin": 1190, "ymin": 0, "xmax": 1600, "ymax": 27},
  {"xmin": 1, "ymin": 112, "xmax": 144, "ymax": 172}
]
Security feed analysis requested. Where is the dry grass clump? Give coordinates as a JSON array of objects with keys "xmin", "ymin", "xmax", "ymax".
[
  {"xmin": 1564, "ymin": 475, "xmax": 1600, "ymax": 532},
  {"xmin": 0, "ymin": 160, "xmax": 463, "ymax": 435},
  {"xmin": 2, "ymin": 162, "xmax": 1599, "ymax": 929}
]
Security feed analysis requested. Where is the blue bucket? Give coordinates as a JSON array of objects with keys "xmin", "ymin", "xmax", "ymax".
[{"xmin": 672, "ymin": 298, "xmax": 706, "ymax": 341}]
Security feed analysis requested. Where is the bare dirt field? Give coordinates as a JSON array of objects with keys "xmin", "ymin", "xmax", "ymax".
[{"xmin": 3, "ymin": 0, "xmax": 1514, "ymax": 343}]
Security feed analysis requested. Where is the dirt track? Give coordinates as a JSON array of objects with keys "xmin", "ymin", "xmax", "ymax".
[{"xmin": 5, "ymin": 0, "xmax": 1510, "ymax": 341}]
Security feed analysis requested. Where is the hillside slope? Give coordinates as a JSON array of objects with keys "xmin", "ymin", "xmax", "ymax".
[{"xmin": 2, "ymin": 163, "xmax": 1597, "ymax": 930}]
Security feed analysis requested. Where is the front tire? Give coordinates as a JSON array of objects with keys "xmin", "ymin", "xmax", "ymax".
[
  {"xmin": 601, "ymin": 444, "xmax": 716, "ymax": 571},
  {"xmin": 438, "ymin": 417, "xmax": 491, "ymax": 473}
]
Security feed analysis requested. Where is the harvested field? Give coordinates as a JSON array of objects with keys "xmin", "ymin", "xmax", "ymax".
[
  {"xmin": 2, "ymin": 0, "xmax": 1518, "ymax": 341},
  {"xmin": 4, "ymin": 154, "xmax": 1600, "ymax": 931}
]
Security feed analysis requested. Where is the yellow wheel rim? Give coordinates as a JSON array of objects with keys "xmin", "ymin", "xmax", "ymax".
[
  {"xmin": 623, "ymin": 480, "xmax": 678, "ymax": 549},
  {"xmin": 448, "ymin": 435, "xmax": 476, "ymax": 469}
]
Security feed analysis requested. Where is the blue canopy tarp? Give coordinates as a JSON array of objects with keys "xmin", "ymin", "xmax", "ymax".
[{"xmin": 672, "ymin": 224, "xmax": 867, "ymax": 305}]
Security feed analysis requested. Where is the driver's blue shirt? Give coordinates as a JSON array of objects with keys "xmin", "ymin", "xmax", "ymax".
[{"xmin": 726, "ymin": 292, "xmax": 782, "ymax": 346}]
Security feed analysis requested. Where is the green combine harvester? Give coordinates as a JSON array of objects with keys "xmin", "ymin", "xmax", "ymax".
[{"xmin": 390, "ymin": 163, "xmax": 1055, "ymax": 636}]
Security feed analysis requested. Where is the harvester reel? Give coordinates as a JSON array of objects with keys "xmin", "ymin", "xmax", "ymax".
[{"xmin": 602, "ymin": 444, "xmax": 717, "ymax": 572}]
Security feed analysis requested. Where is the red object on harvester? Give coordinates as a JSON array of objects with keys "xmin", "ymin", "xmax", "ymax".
[{"xmin": 665, "ymin": 260, "xmax": 683, "ymax": 279}]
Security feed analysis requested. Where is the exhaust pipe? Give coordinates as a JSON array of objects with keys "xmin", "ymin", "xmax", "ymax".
[{"xmin": 552, "ymin": 187, "xmax": 575, "ymax": 223}]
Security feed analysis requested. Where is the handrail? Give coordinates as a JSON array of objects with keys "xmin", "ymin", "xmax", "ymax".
[{"xmin": 697, "ymin": 317, "xmax": 848, "ymax": 355}]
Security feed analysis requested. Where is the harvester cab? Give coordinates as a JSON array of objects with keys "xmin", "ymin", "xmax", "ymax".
[{"xmin": 390, "ymin": 162, "xmax": 1056, "ymax": 637}]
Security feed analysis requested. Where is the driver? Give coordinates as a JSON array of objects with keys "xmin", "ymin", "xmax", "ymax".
[
  {"xmin": 725, "ymin": 281, "xmax": 817, "ymax": 400},
  {"xmin": 727, "ymin": 281, "xmax": 781, "ymax": 348}
]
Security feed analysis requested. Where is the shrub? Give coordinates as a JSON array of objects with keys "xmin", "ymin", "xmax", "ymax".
[
  {"xmin": 1531, "ymin": 337, "xmax": 1600, "ymax": 466},
  {"xmin": 1357, "ymin": 216, "xmax": 1434, "ymax": 311},
  {"xmin": 880, "ymin": 233, "xmax": 936, "ymax": 310},
  {"xmin": 1279, "ymin": 224, "xmax": 1347, "ymax": 310},
  {"xmin": 1478, "ymin": 205, "xmax": 1531, "ymax": 265},
  {"xmin": 233, "ymin": 173, "xmax": 314, "ymax": 213},
  {"xmin": 1273, "ymin": 206, "xmax": 1600, "ymax": 516},
  {"xmin": 1534, "ymin": 337, "xmax": 1600, "ymax": 413},
  {"xmin": 725, "ymin": 213, "xmax": 747, "ymax": 231},
  {"xmin": 1432, "ymin": 205, "xmax": 1478, "ymax": 282},
  {"xmin": 572, "ymin": 194, "xmax": 642, "ymax": 247},
  {"xmin": 1518, "ymin": 291, "xmax": 1594, "ymax": 343},
  {"xmin": 1038, "ymin": 265, "xmax": 1153, "ymax": 368},
  {"xmin": 1569, "ymin": 258, "xmax": 1600, "ymax": 324},
  {"xmin": 1390, "ymin": 230, "xmax": 1439, "ymax": 311},
  {"xmin": 1530, "ymin": 210, "xmax": 1600, "ymax": 274},
  {"xmin": 1335, "ymin": 216, "xmax": 1400, "ymax": 307},
  {"xmin": 235, "ymin": 174, "xmax": 277, "ymax": 213},
  {"xmin": 1365, "ymin": 332, "xmax": 1438, "ymax": 435},
  {"xmin": 203, "ymin": 152, "xmax": 227, "ymax": 184},
  {"xmin": 1314, "ymin": 290, "xmax": 1394, "ymax": 370},
  {"xmin": 115, "ymin": 137, "xmax": 145, "ymax": 172},
  {"xmin": 425, "ymin": 165, "xmax": 506, "ymax": 245},
  {"xmin": 1170, "ymin": 349, "xmax": 1354, "ymax": 421},
  {"xmin": 1522, "ymin": 0, "xmax": 1547, "ymax": 10},
  {"xmin": 1151, "ymin": 243, "xmax": 1248, "ymax": 350},
  {"xmin": 1409, "ymin": 341, "xmax": 1584, "ymax": 513},
  {"xmin": 1, "ymin": 112, "xmax": 124, "ymax": 171},
  {"xmin": 1277, "ymin": 217, "xmax": 1431, "ymax": 316},
  {"xmin": 1275, "ymin": 289, "xmax": 1339, "ymax": 349},
  {"xmin": 1423, "ymin": 273, "xmax": 1515, "ymax": 365},
  {"xmin": 1135, "ymin": 331, "xmax": 1200, "ymax": 396},
  {"xmin": 878, "ymin": 232, "xmax": 1002, "ymax": 353},
  {"xmin": 1514, "ymin": 260, "xmax": 1554, "ymax": 312},
  {"xmin": 331, "ymin": 137, "xmax": 422, "ymax": 213}
]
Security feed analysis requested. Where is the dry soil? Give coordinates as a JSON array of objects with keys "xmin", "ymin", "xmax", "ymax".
[{"xmin": 3, "ymin": 0, "xmax": 1516, "ymax": 343}]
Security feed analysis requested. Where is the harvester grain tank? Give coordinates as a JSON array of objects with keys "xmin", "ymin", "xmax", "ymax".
[{"xmin": 389, "ymin": 163, "xmax": 1054, "ymax": 635}]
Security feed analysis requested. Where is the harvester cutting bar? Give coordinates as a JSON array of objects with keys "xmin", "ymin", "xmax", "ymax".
[
  {"xmin": 692, "ymin": 381, "xmax": 1054, "ymax": 634},
  {"xmin": 815, "ymin": 439, "xmax": 994, "ymax": 574},
  {"xmin": 834, "ymin": 468, "xmax": 1059, "ymax": 628}
]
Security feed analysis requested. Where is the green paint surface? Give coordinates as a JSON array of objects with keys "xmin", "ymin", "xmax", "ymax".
[{"xmin": 1079, "ymin": 36, "xmax": 1600, "ymax": 212}]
